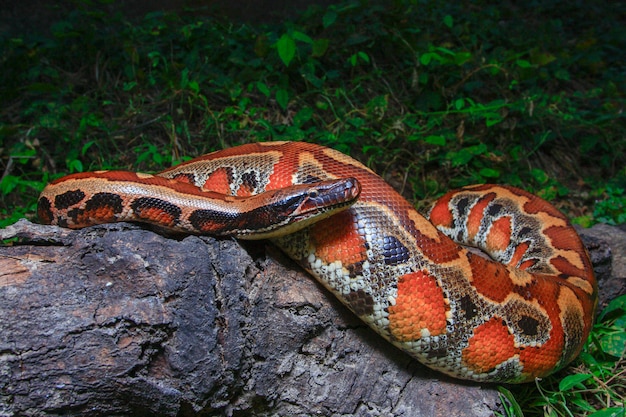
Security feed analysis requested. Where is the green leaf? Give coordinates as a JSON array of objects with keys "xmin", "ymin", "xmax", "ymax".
[
  {"xmin": 275, "ymin": 88, "xmax": 289, "ymax": 110},
  {"xmin": 312, "ymin": 38, "xmax": 329, "ymax": 57},
  {"xmin": 516, "ymin": 59, "xmax": 532, "ymax": 68},
  {"xmin": 443, "ymin": 14, "xmax": 453, "ymax": 28},
  {"xmin": 485, "ymin": 113, "xmax": 503, "ymax": 127},
  {"xmin": 597, "ymin": 294, "xmax": 626, "ymax": 321},
  {"xmin": 188, "ymin": 80, "xmax": 199, "ymax": 94},
  {"xmin": 276, "ymin": 34, "xmax": 296, "ymax": 66},
  {"xmin": 420, "ymin": 53, "xmax": 433, "ymax": 66},
  {"xmin": 322, "ymin": 9, "xmax": 337, "ymax": 28},
  {"xmin": 180, "ymin": 67, "xmax": 189, "ymax": 88},
  {"xmin": 256, "ymin": 81, "xmax": 270, "ymax": 97},
  {"xmin": 479, "ymin": 168, "xmax": 500, "ymax": 178},
  {"xmin": 572, "ymin": 215, "xmax": 594, "ymax": 228},
  {"xmin": 467, "ymin": 143, "xmax": 488, "ymax": 155},
  {"xmin": 435, "ymin": 46, "xmax": 456, "ymax": 56},
  {"xmin": 349, "ymin": 51, "xmax": 370, "ymax": 66},
  {"xmin": 123, "ymin": 81, "xmax": 137, "ymax": 91},
  {"xmin": 588, "ymin": 407, "xmax": 626, "ymax": 417},
  {"xmin": 424, "ymin": 135, "xmax": 446, "ymax": 146},
  {"xmin": 81, "ymin": 141, "xmax": 96, "ymax": 156},
  {"xmin": 601, "ymin": 330, "xmax": 626, "ymax": 357},
  {"xmin": 559, "ymin": 374, "xmax": 592, "ymax": 391},
  {"xmin": 293, "ymin": 107, "xmax": 313, "ymax": 126},
  {"xmin": 292, "ymin": 31, "xmax": 312, "ymax": 44},
  {"xmin": 0, "ymin": 175, "xmax": 19, "ymax": 195},
  {"xmin": 347, "ymin": 117, "xmax": 365, "ymax": 128},
  {"xmin": 530, "ymin": 168, "xmax": 548, "ymax": 184},
  {"xmin": 454, "ymin": 51, "xmax": 472, "ymax": 65},
  {"xmin": 67, "ymin": 159, "xmax": 83, "ymax": 173},
  {"xmin": 497, "ymin": 386, "xmax": 524, "ymax": 417},
  {"xmin": 449, "ymin": 148, "xmax": 473, "ymax": 166}
]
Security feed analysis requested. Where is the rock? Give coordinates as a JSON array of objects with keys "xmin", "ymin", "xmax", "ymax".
[
  {"xmin": 577, "ymin": 224, "xmax": 626, "ymax": 312},
  {"xmin": 0, "ymin": 220, "xmax": 502, "ymax": 416}
]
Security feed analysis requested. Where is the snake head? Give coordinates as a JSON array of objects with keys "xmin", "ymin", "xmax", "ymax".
[{"xmin": 235, "ymin": 177, "xmax": 362, "ymax": 240}]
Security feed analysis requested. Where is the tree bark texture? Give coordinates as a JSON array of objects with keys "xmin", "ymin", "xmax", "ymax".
[{"xmin": 0, "ymin": 219, "xmax": 621, "ymax": 416}]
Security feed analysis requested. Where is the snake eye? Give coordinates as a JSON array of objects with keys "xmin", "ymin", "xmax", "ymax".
[{"xmin": 308, "ymin": 189, "xmax": 319, "ymax": 199}]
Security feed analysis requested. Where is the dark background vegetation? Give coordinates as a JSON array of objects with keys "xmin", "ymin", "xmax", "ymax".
[
  {"xmin": 1, "ymin": 0, "xmax": 624, "ymax": 415},
  {"xmin": 1, "ymin": 0, "xmax": 624, "ymax": 228}
]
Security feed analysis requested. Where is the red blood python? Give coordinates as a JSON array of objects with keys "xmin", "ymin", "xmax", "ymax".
[{"xmin": 38, "ymin": 141, "xmax": 597, "ymax": 383}]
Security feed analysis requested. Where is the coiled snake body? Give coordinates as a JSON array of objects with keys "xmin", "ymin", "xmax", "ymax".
[{"xmin": 38, "ymin": 141, "xmax": 597, "ymax": 383}]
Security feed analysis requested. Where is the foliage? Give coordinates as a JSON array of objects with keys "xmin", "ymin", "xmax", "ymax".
[
  {"xmin": 1, "ymin": 0, "xmax": 625, "ymax": 226},
  {"xmin": 0, "ymin": 0, "xmax": 625, "ymax": 415}
]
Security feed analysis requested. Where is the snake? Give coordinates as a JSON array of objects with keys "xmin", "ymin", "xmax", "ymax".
[{"xmin": 37, "ymin": 141, "xmax": 597, "ymax": 383}]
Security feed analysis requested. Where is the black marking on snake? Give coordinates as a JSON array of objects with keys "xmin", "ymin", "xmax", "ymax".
[
  {"xmin": 241, "ymin": 171, "xmax": 259, "ymax": 192},
  {"xmin": 527, "ymin": 245, "xmax": 545, "ymax": 255},
  {"xmin": 518, "ymin": 227, "xmax": 532, "ymax": 238},
  {"xmin": 131, "ymin": 197, "xmax": 182, "ymax": 225},
  {"xmin": 487, "ymin": 203, "xmax": 503, "ymax": 217},
  {"xmin": 57, "ymin": 216, "xmax": 69, "ymax": 228},
  {"xmin": 382, "ymin": 235, "xmax": 410, "ymax": 265},
  {"xmin": 427, "ymin": 348, "xmax": 448, "ymax": 359},
  {"xmin": 66, "ymin": 208, "xmax": 81, "ymax": 224},
  {"xmin": 189, "ymin": 194, "xmax": 312, "ymax": 234},
  {"xmin": 348, "ymin": 261, "xmax": 364, "ymax": 278},
  {"xmin": 37, "ymin": 197, "xmax": 53, "ymax": 223},
  {"xmin": 459, "ymin": 295, "xmax": 478, "ymax": 321},
  {"xmin": 86, "ymin": 193, "xmax": 124, "ymax": 214},
  {"xmin": 456, "ymin": 197, "xmax": 470, "ymax": 217},
  {"xmin": 188, "ymin": 209, "xmax": 237, "ymax": 232},
  {"xmin": 302, "ymin": 174, "xmax": 323, "ymax": 184},
  {"xmin": 344, "ymin": 289, "xmax": 374, "ymax": 316},
  {"xmin": 54, "ymin": 189, "xmax": 85, "ymax": 209},
  {"xmin": 517, "ymin": 315, "xmax": 540, "ymax": 336}
]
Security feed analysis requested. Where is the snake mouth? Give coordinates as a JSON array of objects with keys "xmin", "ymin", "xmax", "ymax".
[{"xmin": 294, "ymin": 177, "xmax": 362, "ymax": 216}]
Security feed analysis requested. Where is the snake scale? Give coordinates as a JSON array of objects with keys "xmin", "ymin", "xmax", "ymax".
[{"xmin": 38, "ymin": 141, "xmax": 597, "ymax": 383}]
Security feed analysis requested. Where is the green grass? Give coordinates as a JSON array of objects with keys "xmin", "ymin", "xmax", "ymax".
[{"xmin": 1, "ymin": 0, "xmax": 625, "ymax": 415}]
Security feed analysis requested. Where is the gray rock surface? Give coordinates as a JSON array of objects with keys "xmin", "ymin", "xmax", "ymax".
[
  {"xmin": 577, "ymin": 223, "xmax": 626, "ymax": 312},
  {"xmin": 1, "ymin": 219, "xmax": 502, "ymax": 416}
]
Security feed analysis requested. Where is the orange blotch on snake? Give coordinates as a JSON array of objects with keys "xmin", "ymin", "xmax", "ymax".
[
  {"xmin": 388, "ymin": 271, "xmax": 448, "ymax": 341},
  {"xmin": 544, "ymin": 225, "xmax": 581, "ymax": 251},
  {"xmin": 467, "ymin": 253, "xmax": 514, "ymax": 303},
  {"xmin": 77, "ymin": 207, "xmax": 117, "ymax": 225},
  {"xmin": 467, "ymin": 193, "xmax": 495, "ymax": 241},
  {"xmin": 517, "ymin": 335, "xmax": 563, "ymax": 378},
  {"xmin": 311, "ymin": 210, "xmax": 367, "ymax": 266},
  {"xmin": 509, "ymin": 241, "xmax": 531, "ymax": 269},
  {"xmin": 462, "ymin": 317, "xmax": 517, "ymax": 374},
  {"xmin": 485, "ymin": 216, "xmax": 512, "ymax": 253},
  {"xmin": 518, "ymin": 258, "xmax": 539, "ymax": 270},
  {"xmin": 202, "ymin": 168, "xmax": 233, "ymax": 195},
  {"xmin": 551, "ymin": 256, "xmax": 587, "ymax": 278},
  {"xmin": 171, "ymin": 173, "xmax": 195, "ymax": 184},
  {"xmin": 428, "ymin": 195, "xmax": 454, "ymax": 228},
  {"xmin": 136, "ymin": 207, "xmax": 176, "ymax": 226}
]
